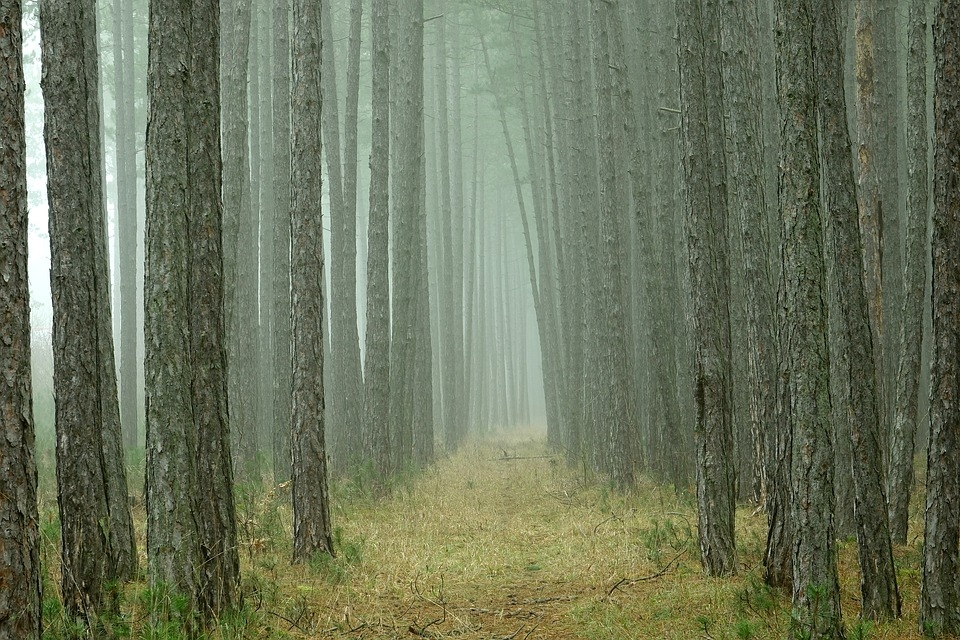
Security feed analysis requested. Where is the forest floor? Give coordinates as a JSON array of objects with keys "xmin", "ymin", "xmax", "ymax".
[{"xmin": 38, "ymin": 429, "xmax": 928, "ymax": 639}]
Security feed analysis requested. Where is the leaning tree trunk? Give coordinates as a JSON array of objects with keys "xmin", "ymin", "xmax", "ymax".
[
  {"xmin": 776, "ymin": 0, "xmax": 844, "ymax": 636},
  {"xmin": 919, "ymin": 1, "xmax": 960, "ymax": 635},
  {"xmin": 290, "ymin": 0, "xmax": 334, "ymax": 562},
  {"xmin": 0, "ymin": 1, "xmax": 41, "ymax": 634},
  {"xmin": 676, "ymin": 0, "xmax": 737, "ymax": 577},
  {"xmin": 40, "ymin": 0, "xmax": 137, "ymax": 621},
  {"xmin": 814, "ymin": 0, "xmax": 900, "ymax": 620}
]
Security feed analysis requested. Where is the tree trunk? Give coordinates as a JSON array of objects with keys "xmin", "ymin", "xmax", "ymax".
[
  {"xmin": 676, "ymin": 0, "xmax": 737, "ymax": 577},
  {"xmin": 888, "ymin": 0, "xmax": 929, "ymax": 546},
  {"xmin": 776, "ymin": 0, "xmax": 844, "ymax": 636},
  {"xmin": 113, "ymin": 0, "xmax": 138, "ymax": 451},
  {"xmin": 290, "ymin": 0, "xmax": 334, "ymax": 563},
  {"xmin": 364, "ymin": 0, "xmax": 391, "ymax": 481},
  {"xmin": 718, "ymin": 0, "xmax": 776, "ymax": 507},
  {"xmin": 221, "ymin": 0, "xmax": 260, "ymax": 482},
  {"xmin": 814, "ymin": 0, "xmax": 901, "ymax": 620},
  {"xmin": 257, "ymin": 0, "xmax": 275, "ymax": 465},
  {"xmin": 0, "ymin": 1, "xmax": 41, "ymax": 633},
  {"xmin": 145, "ymin": 0, "xmax": 239, "ymax": 615},
  {"xmin": 389, "ymin": 0, "xmax": 424, "ymax": 472},
  {"xmin": 40, "ymin": 0, "xmax": 137, "ymax": 620},
  {"xmin": 919, "ymin": 2, "xmax": 960, "ymax": 634},
  {"xmin": 272, "ymin": 0, "xmax": 293, "ymax": 483}
]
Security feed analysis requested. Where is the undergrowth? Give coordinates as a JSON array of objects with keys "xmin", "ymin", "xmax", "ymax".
[{"xmin": 34, "ymin": 429, "xmax": 928, "ymax": 639}]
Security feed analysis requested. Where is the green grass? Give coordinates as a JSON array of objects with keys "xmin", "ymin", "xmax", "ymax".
[{"xmin": 35, "ymin": 429, "xmax": 929, "ymax": 639}]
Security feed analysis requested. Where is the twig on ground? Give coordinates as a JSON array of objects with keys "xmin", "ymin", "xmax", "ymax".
[{"xmin": 607, "ymin": 549, "xmax": 686, "ymax": 597}]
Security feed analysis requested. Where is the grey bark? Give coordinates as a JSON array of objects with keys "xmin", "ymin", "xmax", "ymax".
[
  {"xmin": 273, "ymin": 0, "xmax": 292, "ymax": 483},
  {"xmin": 364, "ymin": 0, "xmax": 391, "ymax": 480},
  {"xmin": 813, "ymin": 0, "xmax": 901, "ymax": 620},
  {"xmin": 145, "ymin": 0, "xmax": 239, "ymax": 615},
  {"xmin": 919, "ymin": 1, "xmax": 960, "ymax": 634},
  {"xmin": 776, "ymin": 0, "xmax": 844, "ymax": 636},
  {"xmin": 590, "ymin": 0, "xmax": 639, "ymax": 488},
  {"xmin": 388, "ymin": 0, "xmax": 424, "ymax": 472},
  {"xmin": 257, "ymin": 0, "xmax": 275, "ymax": 460},
  {"xmin": 0, "ymin": 1, "xmax": 41, "ymax": 633},
  {"xmin": 718, "ymin": 0, "xmax": 776, "ymax": 506},
  {"xmin": 40, "ymin": 0, "xmax": 137, "ymax": 620},
  {"xmin": 221, "ymin": 0, "xmax": 260, "ymax": 482},
  {"xmin": 676, "ymin": 0, "xmax": 737, "ymax": 577},
  {"xmin": 320, "ymin": 0, "xmax": 363, "ymax": 468},
  {"xmin": 888, "ymin": 0, "xmax": 930, "ymax": 545},
  {"xmin": 291, "ymin": 0, "xmax": 333, "ymax": 562}
]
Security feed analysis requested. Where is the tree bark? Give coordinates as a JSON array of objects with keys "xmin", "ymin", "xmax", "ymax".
[
  {"xmin": 676, "ymin": 0, "xmax": 737, "ymax": 577},
  {"xmin": 364, "ymin": 0, "xmax": 391, "ymax": 481},
  {"xmin": 221, "ymin": 0, "xmax": 260, "ymax": 482},
  {"xmin": 0, "ymin": 1, "xmax": 41, "ymax": 633},
  {"xmin": 291, "ymin": 0, "xmax": 333, "ymax": 562},
  {"xmin": 389, "ymin": 0, "xmax": 425, "ymax": 472},
  {"xmin": 813, "ymin": 0, "xmax": 900, "ymax": 620},
  {"xmin": 40, "ymin": 0, "xmax": 137, "ymax": 620},
  {"xmin": 145, "ymin": 0, "xmax": 239, "ymax": 615},
  {"xmin": 718, "ymin": 0, "xmax": 776, "ymax": 507},
  {"xmin": 272, "ymin": 0, "xmax": 292, "ymax": 483},
  {"xmin": 919, "ymin": 1, "xmax": 960, "ymax": 634},
  {"xmin": 776, "ymin": 0, "xmax": 844, "ymax": 636},
  {"xmin": 888, "ymin": 0, "xmax": 930, "ymax": 546}
]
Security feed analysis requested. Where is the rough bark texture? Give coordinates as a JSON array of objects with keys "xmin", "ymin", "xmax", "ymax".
[
  {"xmin": 854, "ymin": 0, "xmax": 887, "ymax": 469},
  {"xmin": 364, "ymin": 0, "xmax": 391, "ymax": 480},
  {"xmin": 0, "ymin": 1, "xmax": 41, "ymax": 634},
  {"xmin": 718, "ymin": 0, "xmax": 776, "ymax": 506},
  {"xmin": 920, "ymin": 1, "xmax": 960, "ymax": 635},
  {"xmin": 776, "ymin": 1, "xmax": 844, "ymax": 637},
  {"xmin": 145, "ymin": 0, "xmax": 239, "ymax": 616},
  {"xmin": 813, "ymin": 0, "xmax": 900, "ymax": 621},
  {"xmin": 676, "ymin": 0, "xmax": 737, "ymax": 577},
  {"xmin": 389, "ymin": 0, "xmax": 425, "ymax": 472},
  {"xmin": 272, "ymin": 0, "xmax": 292, "ymax": 483},
  {"xmin": 40, "ymin": 0, "xmax": 137, "ymax": 620},
  {"xmin": 888, "ymin": 0, "xmax": 929, "ymax": 546},
  {"xmin": 291, "ymin": 0, "xmax": 333, "ymax": 562},
  {"xmin": 222, "ymin": 0, "xmax": 260, "ymax": 482},
  {"xmin": 591, "ymin": 0, "xmax": 640, "ymax": 489}
]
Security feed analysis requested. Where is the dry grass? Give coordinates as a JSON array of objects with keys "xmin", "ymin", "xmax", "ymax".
[{"xmin": 38, "ymin": 430, "xmax": 930, "ymax": 639}]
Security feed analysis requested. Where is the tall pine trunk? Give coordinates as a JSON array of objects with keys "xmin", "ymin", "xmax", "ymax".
[
  {"xmin": 290, "ymin": 0, "xmax": 334, "ymax": 562},
  {"xmin": 919, "ymin": 1, "xmax": 960, "ymax": 634},
  {"xmin": 0, "ymin": 1, "xmax": 41, "ymax": 633},
  {"xmin": 40, "ymin": 0, "xmax": 137, "ymax": 619},
  {"xmin": 676, "ymin": 0, "xmax": 736, "ymax": 577}
]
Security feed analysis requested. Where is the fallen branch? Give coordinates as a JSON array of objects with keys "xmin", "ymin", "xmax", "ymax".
[
  {"xmin": 607, "ymin": 549, "xmax": 686, "ymax": 597},
  {"xmin": 492, "ymin": 455, "xmax": 556, "ymax": 462}
]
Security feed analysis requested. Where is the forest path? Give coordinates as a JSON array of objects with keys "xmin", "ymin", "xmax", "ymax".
[
  {"xmin": 247, "ymin": 431, "xmax": 923, "ymax": 640},
  {"xmin": 261, "ymin": 431, "xmax": 730, "ymax": 639}
]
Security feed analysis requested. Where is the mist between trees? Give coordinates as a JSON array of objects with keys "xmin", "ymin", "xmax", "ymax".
[{"xmin": 2, "ymin": 0, "xmax": 959, "ymax": 638}]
